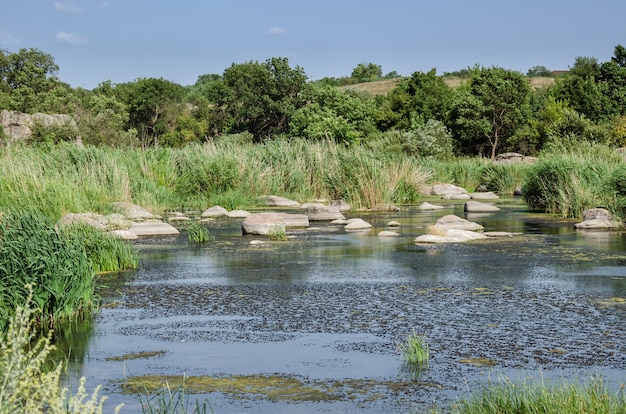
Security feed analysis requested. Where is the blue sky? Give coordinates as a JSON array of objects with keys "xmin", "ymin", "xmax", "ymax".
[{"xmin": 2, "ymin": 1, "xmax": 625, "ymax": 89}]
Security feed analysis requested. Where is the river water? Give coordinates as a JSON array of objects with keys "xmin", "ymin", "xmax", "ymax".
[{"xmin": 67, "ymin": 198, "xmax": 626, "ymax": 413}]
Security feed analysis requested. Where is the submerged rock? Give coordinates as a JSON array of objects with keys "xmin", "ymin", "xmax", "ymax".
[
  {"xmin": 470, "ymin": 192, "xmax": 500, "ymax": 200},
  {"xmin": 415, "ymin": 228, "xmax": 488, "ymax": 243},
  {"xmin": 344, "ymin": 218, "xmax": 372, "ymax": 231},
  {"xmin": 378, "ymin": 230, "xmax": 400, "ymax": 237},
  {"xmin": 127, "ymin": 220, "xmax": 180, "ymax": 236},
  {"xmin": 464, "ymin": 201, "xmax": 501, "ymax": 213},
  {"xmin": 242, "ymin": 212, "xmax": 309, "ymax": 235},
  {"xmin": 418, "ymin": 202, "xmax": 445, "ymax": 211}
]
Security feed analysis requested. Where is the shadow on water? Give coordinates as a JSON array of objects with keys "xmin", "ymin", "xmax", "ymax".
[{"xmin": 64, "ymin": 198, "xmax": 625, "ymax": 413}]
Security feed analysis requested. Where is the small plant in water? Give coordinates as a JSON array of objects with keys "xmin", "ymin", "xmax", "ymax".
[
  {"xmin": 268, "ymin": 224, "xmax": 287, "ymax": 241},
  {"xmin": 397, "ymin": 329, "xmax": 430, "ymax": 366},
  {"xmin": 136, "ymin": 374, "xmax": 213, "ymax": 414},
  {"xmin": 186, "ymin": 222, "xmax": 214, "ymax": 243}
]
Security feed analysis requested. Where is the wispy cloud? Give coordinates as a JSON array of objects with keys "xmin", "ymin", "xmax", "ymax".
[
  {"xmin": 266, "ymin": 27, "xmax": 289, "ymax": 35},
  {"xmin": 54, "ymin": 1, "xmax": 82, "ymax": 13},
  {"xmin": 97, "ymin": 1, "xmax": 110, "ymax": 8},
  {"xmin": 56, "ymin": 31, "xmax": 88, "ymax": 45},
  {"xmin": 0, "ymin": 31, "xmax": 21, "ymax": 46}
]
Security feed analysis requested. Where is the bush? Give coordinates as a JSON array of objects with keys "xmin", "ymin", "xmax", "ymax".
[{"xmin": 0, "ymin": 208, "xmax": 97, "ymax": 327}]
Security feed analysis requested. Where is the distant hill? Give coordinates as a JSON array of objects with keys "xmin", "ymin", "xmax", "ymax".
[{"xmin": 340, "ymin": 76, "xmax": 556, "ymax": 96}]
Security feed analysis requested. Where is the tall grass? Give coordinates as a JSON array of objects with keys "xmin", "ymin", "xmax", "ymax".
[
  {"xmin": 0, "ymin": 139, "xmax": 433, "ymax": 217},
  {"xmin": 523, "ymin": 142, "xmax": 625, "ymax": 218},
  {"xmin": 453, "ymin": 373, "xmax": 626, "ymax": 414},
  {"xmin": 0, "ymin": 208, "xmax": 97, "ymax": 327}
]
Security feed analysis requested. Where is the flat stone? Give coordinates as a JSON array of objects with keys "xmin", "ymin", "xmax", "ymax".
[
  {"xmin": 201, "ymin": 205, "xmax": 229, "ymax": 218},
  {"xmin": 344, "ymin": 218, "xmax": 372, "ymax": 230},
  {"xmin": 470, "ymin": 192, "xmax": 500, "ymax": 200},
  {"xmin": 574, "ymin": 219, "xmax": 622, "ymax": 229},
  {"xmin": 227, "ymin": 209, "xmax": 251, "ymax": 218},
  {"xmin": 483, "ymin": 231, "xmax": 522, "ymax": 237},
  {"xmin": 430, "ymin": 183, "xmax": 468, "ymax": 196},
  {"xmin": 418, "ymin": 202, "xmax": 445, "ymax": 210},
  {"xmin": 442, "ymin": 193, "xmax": 472, "ymax": 200},
  {"xmin": 108, "ymin": 230, "xmax": 138, "ymax": 240},
  {"xmin": 242, "ymin": 212, "xmax": 308, "ymax": 235},
  {"xmin": 435, "ymin": 214, "xmax": 484, "ymax": 231},
  {"xmin": 307, "ymin": 205, "xmax": 345, "ymax": 221},
  {"xmin": 378, "ymin": 230, "xmax": 400, "ymax": 237},
  {"xmin": 387, "ymin": 221, "xmax": 401, "ymax": 227},
  {"xmin": 257, "ymin": 195, "xmax": 301, "ymax": 207},
  {"xmin": 110, "ymin": 202, "xmax": 154, "ymax": 220},
  {"xmin": 464, "ymin": 201, "xmax": 501, "ymax": 213},
  {"xmin": 58, "ymin": 212, "xmax": 106, "ymax": 230},
  {"xmin": 415, "ymin": 228, "xmax": 487, "ymax": 243},
  {"xmin": 127, "ymin": 220, "xmax": 180, "ymax": 236}
]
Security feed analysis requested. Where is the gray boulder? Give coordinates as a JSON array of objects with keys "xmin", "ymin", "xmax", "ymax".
[
  {"xmin": 110, "ymin": 202, "xmax": 154, "ymax": 221},
  {"xmin": 418, "ymin": 202, "xmax": 445, "ymax": 210},
  {"xmin": 344, "ymin": 218, "xmax": 372, "ymax": 231},
  {"xmin": 575, "ymin": 208, "xmax": 622, "ymax": 229},
  {"xmin": 202, "ymin": 205, "xmax": 229, "ymax": 218},
  {"xmin": 228, "ymin": 209, "xmax": 251, "ymax": 218},
  {"xmin": 257, "ymin": 195, "xmax": 301, "ymax": 207},
  {"xmin": 306, "ymin": 205, "xmax": 345, "ymax": 221},
  {"xmin": 430, "ymin": 183, "xmax": 468, "ymax": 197},
  {"xmin": 127, "ymin": 220, "xmax": 180, "ymax": 236},
  {"xmin": 329, "ymin": 199, "xmax": 351, "ymax": 212},
  {"xmin": 470, "ymin": 192, "xmax": 500, "ymax": 200},
  {"xmin": 434, "ymin": 214, "xmax": 484, "ymax": 231},
  {"xmin": 242, "ymin": 212, "xmax": 309, "ymax": 235},
  {"xmin": 378, "ymin": 230, "xmax": 400, "ymax": 237},
  {"xmin": 415, "ymin": 228, "xmax": 488, "ymax": 243},
  {"xmin": 464, "ymin": 201, "xmax": 501, "ymax": 213}
]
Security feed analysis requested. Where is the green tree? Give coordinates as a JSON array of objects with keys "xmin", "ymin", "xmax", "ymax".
[
  {"xmin": 527, "ymin": 65, "xmax": 552, "ymax": 77},
  {"xmin": 0, "ymin": 48, "xmax": 70, "ymax": 113},
  {"xmin": 113, "ymin": 77, "xmax": 185, "ymax": 148},
  {"xmin": 378, "ymin": 68, "xmax": 454, "ymax": 130},
  {"xmin": 215, "ymin": 57, "xmax": 308, "ymax": 141},
  {"xmin": 449, "ymin": 66, "xmax": 531, "ymax": 159},
  {"xmin": 351, "ymin": 62, "xmax": 382, "ymax": 83}
]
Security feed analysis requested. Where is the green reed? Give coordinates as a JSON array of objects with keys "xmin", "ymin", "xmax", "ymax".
[{"xmin": 185, "ymin": 222, "xmax": 214, "ymax": 243}]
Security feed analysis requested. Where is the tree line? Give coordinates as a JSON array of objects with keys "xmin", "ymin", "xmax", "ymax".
[{"xmin": 1, "ymin": 45, "xmax": 625, "ymax": 158}]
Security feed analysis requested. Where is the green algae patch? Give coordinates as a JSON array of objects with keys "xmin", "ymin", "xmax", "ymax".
[
  {"xmin": 120, "ymin": 374, "xmax": 442, "ymax": 403},
  {"xmin": 459, "ymin": 357, "xmax": 498, "ymax": 367},
  {"xmin": 106, "ymin": 350, "xmax": 167, "ymax": 361}
]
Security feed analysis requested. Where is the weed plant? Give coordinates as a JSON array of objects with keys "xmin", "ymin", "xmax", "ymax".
[
  {"xmin": 136, "ymin": 375, "xmax": 213, "ymax": 414},
  {"xmin": 397, "ymin": 329, "xmax": 430, "ymax": 366},
  {"xmin": 0, "ymin": 208, "xmax": 96, "ymax": 327},
  {"xmin": 268, "ymin": 224, "xmax": 287, "ymax": 241},
  {"xmin": 0, "ymin": 286, "xmax": 123, "ymax": 413},
  {"xmin": 62, "ymin": 224, "xmax": 139, "ymax": 272},
  {"xmin": 185, "ymin": 222, "xmax": 214, "ymax": 243},
  {"xmin": 453, "ymin": 373, "xmax": 626, "ymax": 414}
]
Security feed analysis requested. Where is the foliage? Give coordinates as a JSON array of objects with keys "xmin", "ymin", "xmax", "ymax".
[
  {"xmin": 0, "ymin": 287, "xmax": 122, "ymax": 414},
  {"xmin": 75, "ymin": 91, "xmax": 136, "ymax": 147},
  {"xmin": 0, "ymin": 208, "xmax": 97, "ymax": 327},
  {"xmin": 479, "ymin": 162, "xmax": 529, "ymax": 195},
  {"xmin": 290, "ymin": 85, "xmax": 378, "ymax": 145},
  {"xmin": 450, "ymin": 66, "xmax": 531, "ymax": 159},
  {"xmin": 214, "ymin": 57, "xmax": 309, "ymax": 141},
  {"xmin": 133, "ymin": 374, "xmax": 212, "ymax": 414},
  {"xmin": 185, "ymin": 222, "xmax": 214, "ymax": 243},
  {"xmin": 350, "ymin": 62, "xmax": 383, "ymax": 83},
  {"xmin": 28, "ymin": 118, "xmax": 79, "ymax": 145},
  {"xmin": 526, "ymin": 65, "xmax": 552, "ymax": 77},
  {"xmin": 378, "ymin": 68, "xmax": 454, "ymax": 131},
  {"xmin": 0, "ymin": 47, "xmax": 72, "ymax": 113},
  {"xmin": 453, "ymin": 373, "xmax": 626, "ymax": 414},
  {"xmin": 399, "ymin": 119, "xmax": 454, "ymax": 160},
  {"xmin": 396, "ymin": 329, "xmax": 429, "ymax": 366},
  {"xmin": 112, "ymin": 77, "xmax": 186, "ymax": 148}
]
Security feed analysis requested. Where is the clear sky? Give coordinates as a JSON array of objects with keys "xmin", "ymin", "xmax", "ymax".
[{"xmin": 2, "ymin": 1, "xmax": 625, "ymax": 89}]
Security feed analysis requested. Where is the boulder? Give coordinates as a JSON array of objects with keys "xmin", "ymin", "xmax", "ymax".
[
  {"xmin": 430, "ymin": 183, "xmax": 468, "ymax": 197},
  {"xmin": 441, "ymin": 193, "xmax": 471, "ymax": 200},
  {"xmin": 464, "ymin": 201, "xmax": 501, "ymax": 213},
  {"xmin": 470, "ymin": 192, "xmax": 500, "ymax": 200},
  {"xmin": 306, "ymin": 205, "xmax": 345, "ymax": 221},
  {"xmin": 127, "ymin": 220, "xmax": 180, "ymax": 236},
  {"xmin": 227, "ymin": 209, "xmax": 251, "ymax": 218},
  {"xmin": 110, "ymin": 202, "xmax": 154, "ymax": 221},
  {"xmin": 574, "ymin": 208, "xmax": 622, "ymax": 229},
  {"xmin": 418, "ymin": 202, "xmax": 445, "ymax": 210},
  {"xmin": 387, "ymin": 221, "xmax": 401, "ymax": 227},
  {"xmin": 0, "ymin": 110, "xmax": 76, "ymax": 141},
  {"xmin": 415, "ymin": 228, "xmax": 488, "ymax": 243},
  {"xmin": 344, "ymin": 218, "xmax": 372, "ymax": 231},
  {"xmin": 202, "ymin": 205, "xmax": 229, "ymax": 218},
  {"xmin": 434, "ymin": 215, "xmax": 484, "ymax": 231},
  {"xmin": 242, "ymin": 212, "xmax": 309, "ymax": 235},
  {"xmin": 109, "ymin": 230, "xmax": 138, "ymax": 240},
  {"xmin": 494, "ymin": 152, "xmax": 538, "ymax": 164},
  {"xmin": 378, "ymin": 230, "xmax": 400, "ymax": 237},
  {"xmin": 58, "ymin": 212, "xmax": 107, "ymax": 230},
  {"xmin": 257, "ymin": 195, "xmax": 301, "ymax": 207}
]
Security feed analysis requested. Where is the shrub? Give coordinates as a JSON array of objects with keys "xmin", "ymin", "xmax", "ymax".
[
  {"xmin": 185, "ymin": 222, "xmax": 214, "ymax": 243},
  {"xmin": 0, "ymin": 286, "xmax": 122, "ymax": 413},
  {"xmin": 268, "ymin": 224, "xmax": 287, "ymax": 241}
]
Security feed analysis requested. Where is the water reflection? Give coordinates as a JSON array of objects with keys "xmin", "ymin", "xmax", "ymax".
[{"xmin": 62, "ymin": 200, "xmax": 626, "ymax": 413}]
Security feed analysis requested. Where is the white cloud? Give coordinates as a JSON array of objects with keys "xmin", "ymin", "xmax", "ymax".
[
  {"xmin": 266, "ymin": 27, "xmax": 289, "ymax": 35},
  {"xmin": 0, "ymin": 31, "xmax": 20, "ymax": 46},
  {"xmin": 56, "ymin": 31, "xmax": 88, "ymax": 45},
  {"xmin": 54, "ymin": 1, "xmax": 81, "ymax": 13},
  {"xmin": 97, "ymin": 1, "xmax": 110, "ymax": 8}
]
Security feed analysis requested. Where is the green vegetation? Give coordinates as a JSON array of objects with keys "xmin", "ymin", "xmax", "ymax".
[
  {"xmin": 0, "ymin": 208, "xmax": 97, "ymax": 327},
  {"xmin": 453, "ymin": 374, "xmax": 626, "ymax": 414},
  {"xmin": 268, "ymin": 224, "xmax": 287, "ymax": 241},
  {"xmin": 396, "ymin": 329, "xmax": 430, "ymax": 367},
  {"xmin": 136, "ymin": 375, "xmax": 212, "ymax": 414},
  {"xmin": 0, "ymin": 287, "xmax": 122, "ymax": 413},
  {"xmin": 185, "ymin": 222, "xmax": 214, "ymax": 243}
]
